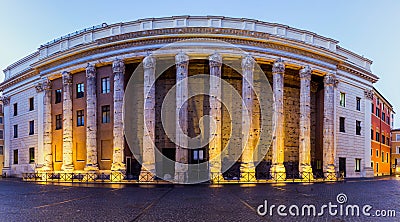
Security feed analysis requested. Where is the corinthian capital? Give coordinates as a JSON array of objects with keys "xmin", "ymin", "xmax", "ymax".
[
  {"xmin": 300, "ymin": 65, "xmax": 312, "ymax": 80},
  {"xmin": 143, "ymin": 55, "xmax": 156, "ymax": 69},
  {"xmin": 272, "ymin": 58, "xmax": 285, "ymax": 74},
  {"xmin": 86, "ymin": 63, "xmax": 96, "ymax": 79},
  {"xmin": 324, "ymin": 71, "xmax": 338, "ymax": 87},
  {"xmin": 35, "ymin": 78, "xmax": 51, "ymax": 93},
  {"xmin": 62, "ymin": 71, "xmax": 72, "ymax": 85},
  {"xmin": 1, "ymin": 95, "xmax": 10, "ymax": 106},
  {"xmin": 175, "ymin": 52, "xmax": 189, "ymax": 66},
  {"xmin": 209, "ymin": 52, "xmax": 222, "ymax": 67},
  {"xmin": 112, "ymin": 58, "xmax": 125, "ymax": 74},
  {"xmin": 364, "ymin": 89, "xmax": 374, "ymax": 100},
  {"xmin": 241, "ymin": 55, "xmax": 255, "ymax": 70}
]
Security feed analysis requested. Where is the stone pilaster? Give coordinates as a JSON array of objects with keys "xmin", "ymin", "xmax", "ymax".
[
  {"xmin": 141, "ymin": 55, "xmax": 156, "ymax": 180},
  {"xmin": 363, "ymin": 89, "xmax": 374, "ymax": 177},
  {"xmin": 299, "ymin": 66, "xmax": 313, "ymax": 178},
  {"xmin": 174, "ymin": 52, "xmax": 189, "ymax": 183},
  {"xmin": 61, "ymin": 71, "xmax": 74, "ymax": 171},
  {"xmin": 1, "ymin": 96, "xmax": 10, "ymax": 175},
  {"xmin": 323, "ymin": 71, "xmax": 337, "ymax": 175},
  {"xmin": 111, "ymin": 58, "xmax": 126, "ymax": 173},
  {"xmin": 208, "ymin": 53, "xmax": 223, "ymax": 182},
  {"xmin": 84, "ymin": 64, "xmax": 99, "ymax": 171},
  {"xmin": 39, "ymin": 78, "xmax": 53, "ymax": 171},
  {"xmin": 240, "ymin": 55, "xmax": 256, "ymax": 181},
  {"xmin": 270, "ymin": 58, "xmax": 286, "ymax": 180}
]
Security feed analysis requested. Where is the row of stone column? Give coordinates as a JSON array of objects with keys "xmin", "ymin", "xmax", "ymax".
[
  {"xmin": 39, "ymin": 58, "xmax": 127, "ymax": 173},
  {"xmin": 37, "ymin": 53, "xmax": 337, "ymax": 181}
]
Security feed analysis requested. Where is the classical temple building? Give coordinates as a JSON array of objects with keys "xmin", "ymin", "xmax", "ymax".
[{"xmin": 0, "ymin": 16, "xmax": 378, "ymax": 181}]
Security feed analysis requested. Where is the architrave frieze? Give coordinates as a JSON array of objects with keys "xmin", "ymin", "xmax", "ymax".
[{"xmin": 0, "ymin": 28, "xmax": 377, "ymax": 90}]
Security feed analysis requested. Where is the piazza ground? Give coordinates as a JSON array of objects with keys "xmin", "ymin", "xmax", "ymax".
[{"xmin": 0, "ymin": 178, "xmax": 399, "ymax": 221}]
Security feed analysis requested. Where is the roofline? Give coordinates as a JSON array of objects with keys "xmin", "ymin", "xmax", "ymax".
[{"xmin": 373, "ymin": 87, "xmax": 394, "ymax": 111}]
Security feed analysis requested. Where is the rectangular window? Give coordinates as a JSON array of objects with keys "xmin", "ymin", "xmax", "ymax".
[
  {"xmin": 55, "ymin": 114, "xmax": 62, "ymax": 130},
  {"xmin": 382, "ymin": 151, "xmax": 384, "ymax": 162},
  {"xmin": 387, "ymin": 137, "xmax": 390, "ymax": 146},
  {"xmin": 77, "ymin": 110, "xmax": 84, "ymax": 126},
  {"xmin": 29, "ymin": 147, "xmax": 35, "ymax": 163},
  {"xmin": 376, "ymin": 163, "xmax": 379, "ymax": 172},
  {"xmin": 382, "ymin": 112, "xmax": 385, "ymax": 121},
  {"xmin": 102, "ymin": 105, "xmax": 110, "ymax": 123},
  {"xmin": 355, "ymin": 159, "xmax": 361, "ymax": 172},
  {"xmin": 376, "ymin": 108, "xmax": 380, "ymax": 117},
  {"xmin": 13, "ymin": 125, "xmax": 18, "ymax": 138},
  {"xmin": 387, "ymin": 153, "xmax": 389, "ymax": 163},
  {"xmin": 371, "ymin": 129, "xmax": 374, "ymax": 140},
  {"xmin": 376, "ymin": 132, "xmax": 380, "ymax": 142},
  {"xmin": 376, "ymin": 149, "xmax": 379, "ymax": 157},
  {"xmin": 101, "ymin": 77, "xmax": 110, "ymax": 94},
  {"xmin": 382, "ymin": 135, "xmax": 385, "ymax": 144},
  {"xmin": 29, "ymin": 120, "xmax": 34, "ymax": 135},
  {"xmin": 0, "ymin": 146, "xmax": 3, "ymax": 155},
  {"xmin": 340, "ymin": 92, "xmax": 346, "ymax": 107},
  {"xmin": 339, "ymin": 117, "xmax": 345, "ymax": 132},
  {"xmin": 398, "ymin": 147, "xmax": 400, "ymax": 154},
  {"xmin": 397, "ymin": 134, "xmax": 400, "ymax": 141},
  {"xmin": 29, "ymin": 97, "xmax": 34, "ymax": 111},
  {"xmin": 193, "ymin": 150, "xmax": 204, "ymax": 161},
  {"xmin": 371, "ymin": 103, "xmax": 374, "ymax": 113},
  {"xmin": 356, "ymin": 121, "xmax": 361, "ymax": 135},
  {"xmin": 387, "ymin": 117, "xmax": 390, "ymax": 125},
  {"xmin": 55, "ymin": 89, "xmax": 62, "ymax": 104},
  {"xmin": 0, "ymin": 117, "xmax": 3, "ymax": 124},
  {"xmin": 356, "ymin": 97, "xmax": 361, "ymax": 111},
  {"xmin": 76, "ymin": 83, "xmax": 84, "ymax": 98},
  {"xmin": 13, "ymin": 149, "xmax": 18, "ymax": 164},
  {"xmin": 13, "ymin": 103, "xmax": 17, "ymax": 116},
  {"xmin": 0, "ymin": 130, "xmax": 3, "ymax": 140}
]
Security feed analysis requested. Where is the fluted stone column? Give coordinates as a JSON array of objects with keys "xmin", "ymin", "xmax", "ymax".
[
  {"xmin": 240, "ymin": 55, "xmax": 256, "ymax": 181},
  {"xmin": 299, "ymin": 66, "xmax": 313, "ymax": 178},
  {"xmin": 61, "ymin": 71, "xmax": 74, "ymax": 171},
  {"xmin": 209, "ymin": 53, "xmax": 223, "ymax": 181},
  {"xmin": 1, "ymin": 96, "xmax": 10, "ymax": 175},
  {"xmin": 84, "ymin": 64, "xmax": 99, "ymax": 171},
  {"xmin": 174, "ymin": 52, "xmax": 189, "ymax": 183},
  {"xmin": 141, "ymin": 55, "xmax": 156, "ymax": 180},
  {"xmin": 323, "ymin": 71, "xmax": 337, "ymax": 176},
  {"xmin": 41, "ymin": 78, "xmax": 53, "ymax": 171},
  {"xmin": 111, "ymin": 58, "xmax": 126, "ymax": 173},
  {"xmin": 363, "ymin": 89, "xmax": 374, "ymax": 177},
  {"xmin": 270, "ymin": 58, "xmax": 286, "ymax": 180}
]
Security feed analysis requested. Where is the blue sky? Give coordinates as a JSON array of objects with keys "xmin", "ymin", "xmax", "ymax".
[{"xmin": 1, "ymin": 0, "xmax": 399, "ymax": 125}]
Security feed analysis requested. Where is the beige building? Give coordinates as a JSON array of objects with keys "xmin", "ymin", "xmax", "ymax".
[{"xmin": 0, "ymin": 16, "xmax": 378, "ymax": 181}]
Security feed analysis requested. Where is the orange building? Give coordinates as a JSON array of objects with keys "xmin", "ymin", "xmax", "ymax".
[{"xmin": 371, "ymin": 88, "xmax": 394, "ymax": 176}]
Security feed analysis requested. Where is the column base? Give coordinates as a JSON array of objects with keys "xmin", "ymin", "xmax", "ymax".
[
  {"xmin": 324, "ymin": 164, "xmax": 337, "ymax": 180},
  {"xmin": 111, "ymin": 162, "xmax": 126, "ymax": 172},
  {"xmin": 174, "ymin": 162, "xmax": 188, "ymax": 184},
  {"xmin": 2, "ymin": 167, "xmax": 11, "ymax": 177},
  {"xmin": 61, "ymin": 164, "xmax": 74, "ymax": 172},
  {"xmin": 110, "ymin": 171, "xmax": 125, "ymax": 182},
  {"xmin": 240, "ymin": 162, "xmax": 256, "ymax": 182},
  {"xmin": 84, "ymin": 164, "xmax": 99, "ymax": 172},
  {"xmin": 299, "ymin": 164, "xmax": 313, "ymax": 181},
  {"xmin": 270, "ymin": 163, "xmax": 286, "ymax": 181}
]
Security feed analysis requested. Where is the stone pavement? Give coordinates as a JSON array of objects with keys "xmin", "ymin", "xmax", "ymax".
[{"xmin": 0, "ymin": 177, "xmax": 399, "ymax": 221}]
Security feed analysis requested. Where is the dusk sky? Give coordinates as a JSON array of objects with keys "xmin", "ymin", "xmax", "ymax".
[{"xmin": 1, "ymin": 0, "xmax": 399, "ymax": 126}]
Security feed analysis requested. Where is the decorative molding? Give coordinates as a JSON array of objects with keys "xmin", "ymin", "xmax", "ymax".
[
  {"xmin": 175, "ymin": 52, "xmax": 189, "ymax": 66},
  {"xmin": 299, "ymin": 65, "xmax": 312, "ymax": 80},
  {"xmin": 143, "ymin": 55, "xmax": 156, "ymax": 69},
  {"xmin": 209, "ymin": 52, "xmax": 222, "ymax": 67},
  {"xmin": 112, "ymin": 58, "xmax": 125, "ymax": 74},
  {"xmin": 323, "ymin": 71, "xmax": 338, "ymax": 87},
  {"xmin": 241, "ymin": 54, "xmax": 255, "ymax": 70},
  {"xmin": 272, "ymin": 58, "xmax": 285, "ymax": 74},
  {"xmin": 0, "ymin": 95, "xmax": 10, "ymax": 106},
  {"xmin": 85, "ymin": 63, "xmax": 96, "ymax": 79},
  {"xmin": 62, "ymin": 71, "xmax": 72, "ymax": 85},
  {"xmin": 364, "ymin": 89, "xmax": 374, "ymax": 100}
]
